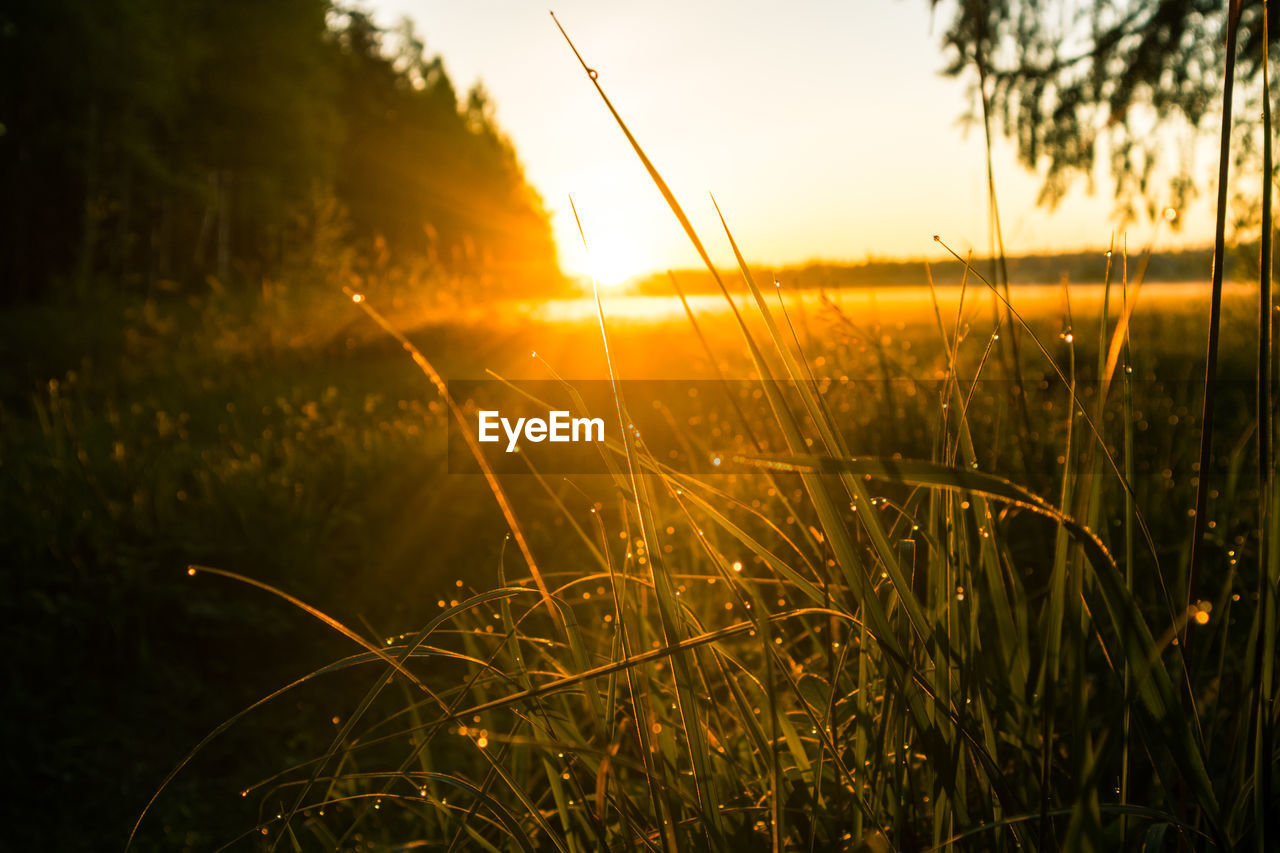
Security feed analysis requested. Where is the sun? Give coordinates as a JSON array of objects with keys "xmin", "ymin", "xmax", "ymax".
[
  {"xmin": 586, "ymin": 241, "xmax": 648, "ymax": 289},
  {"xmin": 572, "ymin": 224, "xmax": 650, "ymax": 289},
  {"xmin": 556, "ymin": 203, "xmax": 652, "ymax": 290}
]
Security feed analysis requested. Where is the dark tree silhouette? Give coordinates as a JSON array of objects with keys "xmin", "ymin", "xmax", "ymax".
[{"xmin": 0, "ymin": 1, "xmax": 560, "ymax": 303}]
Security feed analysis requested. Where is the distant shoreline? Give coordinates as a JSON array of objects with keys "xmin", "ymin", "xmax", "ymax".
[{"xmin": 622, "ymin": 245, "xmax": 1245, "ymax": 294}]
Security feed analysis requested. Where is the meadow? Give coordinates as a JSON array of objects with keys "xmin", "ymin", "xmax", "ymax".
[
  {"xmin": 2, "ymin": 256, "xmax": 1271, "ymax": 849},
  {"xmin": 4, "ymin": 5, "xmax": 1278, "ymax": 851}
]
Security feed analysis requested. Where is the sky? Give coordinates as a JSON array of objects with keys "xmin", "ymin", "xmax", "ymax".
[{"xmin": 364, "ymin": 0, "xmax": 1217, "ymax": 285}]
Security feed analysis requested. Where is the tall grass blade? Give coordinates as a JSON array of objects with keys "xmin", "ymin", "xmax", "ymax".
[
  {"xmin": 342, "ymin": 287, "xmax": 561, "ymax": 633},
  {"xmin": 1188, "ymin": 0, "xmax": 1243, "ymax": 655},
  {"xmin": 1255, "ymin": 4, "xmax": 1276, "ymax": 847},
  {"xmin": 571, "ymin": 194, "xmax": 725, "ymax": 849}
]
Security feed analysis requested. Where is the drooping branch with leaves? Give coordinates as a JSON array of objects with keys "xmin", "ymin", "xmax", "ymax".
[{"xmin": 936, "ymin": 0, "xmax": 1276, "ymax": 220}]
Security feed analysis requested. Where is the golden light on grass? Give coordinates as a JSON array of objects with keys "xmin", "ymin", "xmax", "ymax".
[{"xmin": 112, "ymin": 10, "xmax": 1271, "ymax": 850}]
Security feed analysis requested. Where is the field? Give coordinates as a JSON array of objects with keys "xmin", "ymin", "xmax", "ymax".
[
  {"xmin": 3, "ymin": 265, "xmax": 1273, "ymax": 850},
  {"xmin": 8, "ymin": 1, "xmax": 1280, "ymax": 850}
]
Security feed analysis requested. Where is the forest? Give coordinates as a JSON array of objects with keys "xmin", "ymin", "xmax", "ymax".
[{"xmin": 0, "ymin": 0, "xmax": 562, "ymax": 305}]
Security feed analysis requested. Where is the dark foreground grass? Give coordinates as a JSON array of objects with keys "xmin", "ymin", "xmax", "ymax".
[
  {"xmin": 1, "ymin": 256, "xmax": 1270, "ymax": 851},
  {"xmin": 115, "ymin": 268, "xmax": 1275, "ymax": 851}
]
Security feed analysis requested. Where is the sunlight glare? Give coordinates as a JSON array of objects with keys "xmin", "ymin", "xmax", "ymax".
[
  {"xmin": 584, "ymin": 234, "xmax": 648, "ymax": 289},
  {"xmin": 558, "ymin": 196, "xmax": 652, "ymax": 290}
]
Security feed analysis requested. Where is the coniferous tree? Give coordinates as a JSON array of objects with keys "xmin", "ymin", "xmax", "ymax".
[{"xmin": 0, "ymin": 1, "xmax": 560, "ymax": 303}]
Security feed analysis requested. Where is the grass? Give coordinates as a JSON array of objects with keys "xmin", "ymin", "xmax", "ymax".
[
  {"xmin": 120, "ymin": 271, "xmax": 1271, "ymax": 851},
  {"xmin": 3, "ymin": 246, "xmax": 1268, "ymax": 851},
  {"xmin": 4, "ymin": 12, "xmax": 1277, "ymax": 853},
  {"xmin": 109, "ymin": 27, "xmax": 1274, "ymax": 850}
]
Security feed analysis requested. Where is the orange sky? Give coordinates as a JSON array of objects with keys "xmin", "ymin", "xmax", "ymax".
[{"xmin": 366, "ymin": 1, "xmax": 1219, "ymax": 285}]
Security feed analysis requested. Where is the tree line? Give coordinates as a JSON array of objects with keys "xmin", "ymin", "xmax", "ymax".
[
  {"xmin": 0, "ymin": 0, "xmax": 562, "ymax": 304},
  {"xmin": 635, "ymin": 246, "xmax": 1241, "ymax": 296}
]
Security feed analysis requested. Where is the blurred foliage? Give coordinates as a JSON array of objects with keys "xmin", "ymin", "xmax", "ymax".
[
  {"xmin": 0, "ymin": 1, "xmax": 562, "ymax": 303},
  {"xmin": 936, "ymin": 0, "xmax": 1276, "ymax": 224}
]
